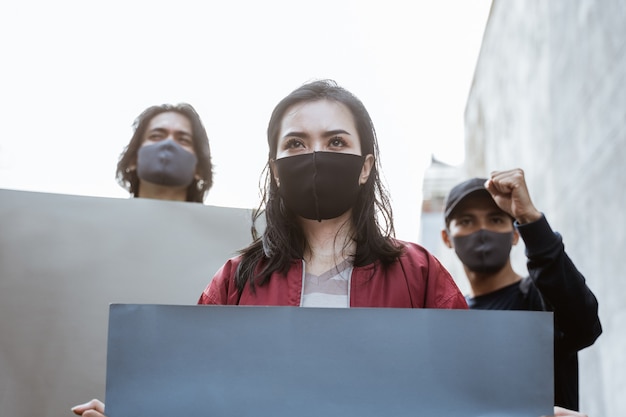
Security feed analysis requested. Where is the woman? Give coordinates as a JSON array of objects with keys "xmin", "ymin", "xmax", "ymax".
[
  {"xmin": 199, "ymin": 79, "xmax": 466, "ymax": 308},
  {"xmin": 116, "ymin": 103, "xmax": 213, "ymax": 202}
]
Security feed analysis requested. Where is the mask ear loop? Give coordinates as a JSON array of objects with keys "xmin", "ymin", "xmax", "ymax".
[{"xmin": 270, "ymin": 159, "xmax": 281, "ymax": 187}]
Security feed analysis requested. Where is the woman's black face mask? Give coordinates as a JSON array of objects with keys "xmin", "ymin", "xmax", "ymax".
[{"xmin": 274, "ymin": 152, "xmax": 365, "ymax": 222}]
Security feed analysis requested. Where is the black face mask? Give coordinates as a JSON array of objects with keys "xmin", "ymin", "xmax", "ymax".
[
  {"xmin": 452, "ymin": 229, "xmax": 514, "ymax": 274},
  {"xmin": 137, "ymin": 139, "xmax": 198, "ymax": 187},
  {"xmin": 274, "ymin": 152, "xmax": 365, "ymax": 222}
]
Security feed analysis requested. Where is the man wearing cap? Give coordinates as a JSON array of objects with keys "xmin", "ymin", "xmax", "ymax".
[{"xmin": 441, "ymin": 168, "xmax": 602, "ymax": 411}]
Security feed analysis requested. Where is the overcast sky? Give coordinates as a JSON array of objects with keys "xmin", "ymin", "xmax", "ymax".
[{"xmin": 0, "ymin": 0, "xmax": 491, "ymax": 242}]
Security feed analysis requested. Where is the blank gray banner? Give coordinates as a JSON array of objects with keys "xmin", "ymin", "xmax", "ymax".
[
  {"xmin": 106, "ymin": 304, "xmax": 554, "ymax": 417},
  {"xmin": 0, "ymin": 189, "xmax": 253, "ymax": 417}
]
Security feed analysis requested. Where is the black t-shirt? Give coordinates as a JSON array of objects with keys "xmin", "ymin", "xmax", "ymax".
[{"xmin": 466, "ymin": 276, "xmax": 546, "ymax": 311}]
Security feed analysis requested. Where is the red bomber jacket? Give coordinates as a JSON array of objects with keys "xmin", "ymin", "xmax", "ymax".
[{"xmin": 198, "ymin": 241, "xmax": 468, "ymax": 309}]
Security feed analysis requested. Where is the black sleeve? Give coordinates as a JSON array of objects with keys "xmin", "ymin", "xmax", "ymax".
[{"xmin": 516, "ymin": 215, "xmax": 602, "ymax": 352}]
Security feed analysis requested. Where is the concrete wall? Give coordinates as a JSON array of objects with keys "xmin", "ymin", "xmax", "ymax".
[{"xmin": 465, "ymin": 0, "xmax": 626, "ymax": 415}]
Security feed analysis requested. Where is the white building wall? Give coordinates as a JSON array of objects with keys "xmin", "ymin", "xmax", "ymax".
[{"xmin": 465, "ymin": 0, "xmax": 626, "ymax": 415}]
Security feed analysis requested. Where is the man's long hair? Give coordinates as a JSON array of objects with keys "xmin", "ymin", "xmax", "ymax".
[{"xmin": 115, "ymin": 103, "xmax": 213, "ymax": 202}]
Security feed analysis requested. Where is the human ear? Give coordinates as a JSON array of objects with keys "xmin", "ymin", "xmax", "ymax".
[
  {"xmin": 512, "ymin": 229, "xmax": 520, "ymax": 246},
  {"xmin": 359, "ymin": 154, "xmax": 374, "ymax": 185},
  {"xmin": 441, "ymin": 229, "xmax": 454, "ymax": 248}
]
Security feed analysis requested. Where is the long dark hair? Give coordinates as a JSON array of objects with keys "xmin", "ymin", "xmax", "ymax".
[
  {"xmin": 236, "ymin": 79, "xmax": 403, "ymax": 292},
  {"xmin": 115, "ymin": 103, "xmax": 213, "ymax": 202}
]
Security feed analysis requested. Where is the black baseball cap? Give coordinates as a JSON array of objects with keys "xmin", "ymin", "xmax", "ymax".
[{"xmin": 443, "ymin": 177, "xmax": 490, "ymax": 223}]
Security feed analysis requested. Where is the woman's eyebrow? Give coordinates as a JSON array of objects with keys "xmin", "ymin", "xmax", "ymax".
[
  {"xmin": 282, "ymin": 130, "xmax": 307, "ymax": 138},
  {"xmin": 281, "ymin": 129, "xmax": 352, "ymax": 139},
  {"xmin": 323, "ymin": 129, "xmax": 351, "ymax": 137}
]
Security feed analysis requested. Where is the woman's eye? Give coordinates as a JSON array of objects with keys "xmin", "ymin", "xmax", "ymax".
[
  {"xmin": 329, "ymin": 136, "xmax": 345, "ymax": 147},
  {"xmin": 284, "ymin": 138, "xmax": 304, "ymax": 149}
]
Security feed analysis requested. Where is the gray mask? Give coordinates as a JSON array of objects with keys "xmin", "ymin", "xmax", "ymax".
[
  {"xmin": 137, "ymin": 139, "xmax": 197, "ymax": 187},
  {"xmin": 452, "ymin": 229, "xmax": 513, "ymax": 273}
]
